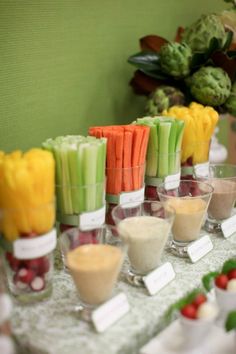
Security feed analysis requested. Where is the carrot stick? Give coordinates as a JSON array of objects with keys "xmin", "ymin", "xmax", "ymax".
[
  {"xmin": 115, "ymin": 129, "xmax": 124, "ymax": 194},
  {"xmin": 123, "ymin": 130, "xmax": 133, "ymax": 191},
  {"xmin": 138, "ymin": 126, "xmax": 150, "ymax": 188},
  {"xmin": 131, "ymin": 127, "xmax": 144, "ymax": 190}
]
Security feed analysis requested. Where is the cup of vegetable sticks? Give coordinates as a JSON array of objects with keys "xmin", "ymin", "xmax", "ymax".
[
  {"xmin": 163, "ymin": 102, "xmax": 219, "ymax": 179},
  {"xmin": 133, "ymin": 116, "xmax": 184, "ymax": 200},
  {"xmin": 42, "ymin": 135, "xmax": 107, "ymax": 231},
  {"xmin": 0, "ymin": 149, "xmax": 56, "ymax": 303},
  {"xmin": 157, "ymin": 180, "xmax": 213, "ymax": 257},
  {"xmin": 89, "ymin": 125, "xmax": 150, "ymax": 225}
]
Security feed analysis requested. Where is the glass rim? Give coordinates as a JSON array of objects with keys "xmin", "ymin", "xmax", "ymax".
[
  {"xmin": 157, "ymin": 179, "xmax": 214, "ymax": 198},
  {"xmin": 111, "ymin": 199, "xmax": 176, "ymax": 218},
  {"xmin": 194, "ymin": 163, "xmax": 236, "ymax": 180}
]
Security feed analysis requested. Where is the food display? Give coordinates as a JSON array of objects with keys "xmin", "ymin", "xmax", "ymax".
[{"xmin": 0, "ymin": 149, "xmax": 56, "ymax": 303}]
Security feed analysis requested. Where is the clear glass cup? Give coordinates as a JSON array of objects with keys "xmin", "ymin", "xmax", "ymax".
[
  {"xmin": 181, "ymin": 140, "xmax": 210, "ymax": 179},
  {"xmin": 112, "ymin": 200, "xmax": 175, "ymax": 286},
  {"xmin": 0, "ymin": 202, "xmax": 55, "ymax": 304},
  {"xmin": 157, "ymin": 180, "xmax": 213, "ymax": 257},
  {"xmin": 59, "ymin": 225, "xmax": 126, "ymax": 320},
  {"xmin": 194, "ymin": 164, "xmax": 236, "ymax": 233}
]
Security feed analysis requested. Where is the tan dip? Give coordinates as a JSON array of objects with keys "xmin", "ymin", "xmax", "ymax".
[
  {"xmin": 118, "ymin": 215, "xmax": 171, "ymax": 275},
  {"xmin": 208, "ymin": 179, "xmax": 236, "ymax": 220},
  {"xmin": 167, "ymin": 198, "xmax": 207, "ymax": 243},
  {"xmin": 67, "ymin": 244, "xmax": 123, "ymax": 306}
]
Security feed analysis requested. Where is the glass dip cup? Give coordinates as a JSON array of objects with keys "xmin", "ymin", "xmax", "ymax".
[
  {"xmin": 112, "ymin": 200, "xmax": 175, "ymax": 286},
  {"xmin": 59, "ymin": 225, "xmax": 126, "ymax": 320},
  {"xmin": 194, "ymin": 164, "xmax": 236, "ymax": 234},
  {"xmin": 157, "ymin": 180, "xmax": 213, "ymax": 257}
]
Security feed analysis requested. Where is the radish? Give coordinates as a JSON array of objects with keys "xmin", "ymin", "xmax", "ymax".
[
  {"xmin": 30, "ymin": 276, "xmax": 45, "ymax": 292},
  {"xmin": 15, "ymin": 268, "xmax": 35, "ymax": 284}
]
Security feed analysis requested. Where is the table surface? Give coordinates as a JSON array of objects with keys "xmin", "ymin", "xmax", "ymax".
[{"xmin": 12, "ymin": 230, "xmax": 236, "ymax": 354}]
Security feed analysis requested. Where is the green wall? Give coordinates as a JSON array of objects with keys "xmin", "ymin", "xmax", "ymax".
[{"xmin": 0, "ymin": 0, "xmax": 227, "ymax": 152}]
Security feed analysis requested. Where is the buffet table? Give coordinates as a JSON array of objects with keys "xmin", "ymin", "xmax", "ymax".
[{"xmin": 12, "ymin": 230, "xmax": 236, "ymax": 354}]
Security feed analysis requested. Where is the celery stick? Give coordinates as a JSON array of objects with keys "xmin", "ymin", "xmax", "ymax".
[
  {"xmin": 95, "ymin": 139, "xmax": 106, "ymax": 209},
  {"xmin": 59, "ymin": 144, "xmax": 73, "ymax": 215},
  {"xmin": 68, "ymin": 145, "xmax": 80, "ymax": 214},
  {"xmin": 158, "ymin": 122, "xmax": 171, "ymax": 178},
  {"xmin": 83, "ymin": 143, "xmax": 98, "ymax": 212},
  {"xmin": 175, "ymin": 120, "xmax": 185, "ymax": 173},
  {"xmin": 168, "ymin": 119, "xmax": 177, "ymax": 175}
]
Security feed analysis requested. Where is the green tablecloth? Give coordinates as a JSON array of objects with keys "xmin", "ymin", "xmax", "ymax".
[{"xmin": 12, "ymin": 231, "xmax": 236, "ymax": 354}]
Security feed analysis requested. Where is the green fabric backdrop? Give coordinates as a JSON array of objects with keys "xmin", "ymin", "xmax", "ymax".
[{"xmin": 0, "ymin": 0, "xmax": 227, "ymax": 152}]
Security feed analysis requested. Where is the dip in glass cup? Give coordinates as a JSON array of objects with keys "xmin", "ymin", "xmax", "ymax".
[
  {"xmin": 112, "ymin": 200, "xmax": 175, "ymax": 286},
  {"xmin": 194, "ymin": 164, "xmax": 236, "ymax": 234},
  {"xmin": 157, "ymin": 180, "xmax": 213, "ymax": 257},
  {"xmin": 60, "ymin": 225, "xmax": 126, "ymax": 320}
]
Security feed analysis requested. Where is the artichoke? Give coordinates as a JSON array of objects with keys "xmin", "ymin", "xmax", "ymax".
[
  {"xmin": 224, "ymin": 81, "xmax": 236, "ymax": 116},
  {"xmin": 182, "ymin": 14, "xmax": 226, "ymax": 52},
  {"xmin": 187, "ymin": 66, "xmax": 231, "ymax": 106},
  {"xmin": 145, "ymin": 86, "xmax": 186, "ymax": 116},
  {"xmin": 159, "ymin": 42, "xmax": 192, "ymax": 78}
]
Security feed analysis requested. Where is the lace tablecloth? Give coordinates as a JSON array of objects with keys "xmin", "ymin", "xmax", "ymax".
[{"xmin": 12, "ymin": 231, "xmax": 236, "ymax": 354}]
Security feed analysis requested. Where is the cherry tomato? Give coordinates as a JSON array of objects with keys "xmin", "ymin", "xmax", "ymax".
[
  {"xmin": 228, "ymin": 269, "xmax": 236, "ymax": 280},
  {"xmin": 192, "ymin": 293, "xmax": 207, "ymax": 309},
  {"xmin": 181, "ymin": 304, "xmax": 197, "ymax": 319},
  {"xmin": 215, "ymin": 274, "xmax": 228, "ymax": 290}
]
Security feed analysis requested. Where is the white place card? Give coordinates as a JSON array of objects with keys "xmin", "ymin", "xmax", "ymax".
[
  {"xmin": 119, "ymin": 186, "xmax": 145, "ymax": 206},
  {"xmin": 143, "ymin": 262, "xmax": 175, "ymax": 296},
  {"xmin": 91, "ymin": 292, "xmax": 130, "ymax": 333},
  {"xmin": 13, "ymin": 228, "xmax": 57, "ymax": 259},
  {"xmin": 79, "ymin": 205, "xmax": 106, "ymax": 231},
  {"xmin": 221, "ymin": 214, "xmax": 236, "ymax": 238},
  {"xmin": 187, "ymin": 235, "xmax": 213, "ymax": 263},
  {"xmin": 194, "ymin": 161, "xmax": 209, "ymax": 177},
  {"xmin": 164, "ymin": 172, "xmax": 180, "ymax": 190}
]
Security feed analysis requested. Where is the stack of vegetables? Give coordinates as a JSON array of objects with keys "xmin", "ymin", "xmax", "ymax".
[
  {"xmin": 163, "ymin": 102, "xmax": 219, "ymax": 165},
  {"xmin": 42, "ymin": 135, "xmax": 106, "ymax": 215},
  {"xmin": 133, "ymin": 117, "xmax": 185, "ymax": 179},
  {"xmin": 0, "ymin": 149, "xmax": 55, "ymax": 241},
  {"xmin": 89, "ymin": 125, "xmax": 150, "ymax": 195}
]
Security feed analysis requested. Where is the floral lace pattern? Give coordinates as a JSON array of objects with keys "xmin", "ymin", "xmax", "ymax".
[{"xmin": 12, "ymin": 231, "xmax": 236, "ymax": 354}]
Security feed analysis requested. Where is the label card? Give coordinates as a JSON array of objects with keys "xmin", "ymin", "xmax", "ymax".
[
  {"xmin": 164, "ymin": 173, "xmax": 180, "ymax": 190},
  {"xmin": 221, "ymin": 214, "xmax": 236, "ymax": 238},
  {"xmin": 13, "ymin": 228, "xmax": 57, "ymax": 259},
  {"xmin": 143, "ymin": 262, "xmax": 175, "ymax": 296},
  {"xmin": 119, "ymin": 186, "xmax": 145, "ymax": 206},
  {"xmin": 91, "ymin": 293, "xmax": 130, "ymax": 333},
  {"xmin": 194, "ymin": 162, "xmax": 209, "ymax": 177},
  {"xmin": 187, "ymin": 235, "xmax": 213, "ymax": 263},
  {"xmin": 79, "ymin": 205, "xmax": 106, "ymax": 231}
]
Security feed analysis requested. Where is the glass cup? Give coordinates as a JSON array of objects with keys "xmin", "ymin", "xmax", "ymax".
[
  {"xmin": 194, "ymin": 164, "xmax": 236, "ymax": 233},
  {"xmin": 181, "ymin": 141, "xmax": 210, "ymax": 179},
  {"xmin": 56, "ymin": 182, "xmax": 105, "ymax": 231},
  {"xmin": 59, "ymin": 225, "xmax": 126, "ymax": 320},
  {"xmin": 111, "ymin": 200, "xmax": 175, "ymax": 286},
  {"xmin": 157, "ymin": 180, "xmax": 213, "ymax": 257},
  {"xmin": 0, "ymin": 202, "xmax": 55, "ymax": 304},
  {"xmin": 145, "ymin": 150, "xmax": 181, "ymax": 201}
]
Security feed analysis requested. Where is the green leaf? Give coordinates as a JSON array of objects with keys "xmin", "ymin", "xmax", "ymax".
[
  {"xmin": 139, "ymin": 68, "xmax": 169, "ymax": 80},
  {"xmin": 225, "ymin": 311, "xmax": 236, "ymax": 332},
  {"xmin": 222, "ymin": 31, "xmax": 233, "ymax": 52},
  {"xmin": 227, "ymin": 50, "xmax": 236, "ymax": 59},
  {"xmin": 222, "ymin": 258, "xmax": 236, "ymax": 274},
  {"xmin": 202, "ymin": 272, "xmax": 219, "ymax": 292},
  {"xmin": 128, "ymin": 51, "xmax": 160, "ymax": 71},
  {"xmin": 191, "ymin": 37, "xmax": 225, "ymax": 68}
]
